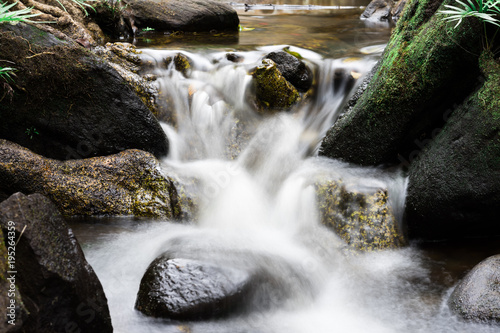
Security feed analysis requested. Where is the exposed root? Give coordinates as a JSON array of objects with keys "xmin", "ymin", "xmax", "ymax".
[{"xmin": 4, "ymin": 0, "xmax": 105, "ymax": 44}]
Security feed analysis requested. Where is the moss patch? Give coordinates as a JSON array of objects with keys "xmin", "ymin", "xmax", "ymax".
[
  {"xmin": 252, "ymin": 59, "xmax": 300, "ymax": 111},
  {"xmin": 315, "ymin": 179, "xmax": 406, "ymax": 252}
]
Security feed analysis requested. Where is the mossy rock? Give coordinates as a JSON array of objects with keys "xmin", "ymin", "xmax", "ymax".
[
  {"xmin": 0, "ymin": 23, "xmax": 168, "ymax": 160},
  {"xmin": 252, "ymin": 59, "xmax": 300, "ymax": 111},
  {"xmin": 315, "ymin": 179, "xmax": 406, "ymax": 251},
  {"xmin": 163, "ymin": 53, "xmax": 192, "ymax": 77},
  {"xmin": 320, "ymin": 0, "xmax": 482, "ymax": 166},
  {"xmin": 405, "ymin": 52, "xmax": 500, "ymax": 240},
  {"xmin": 0, "ymin": 140, "xmax": 186, "ymax": 218}
]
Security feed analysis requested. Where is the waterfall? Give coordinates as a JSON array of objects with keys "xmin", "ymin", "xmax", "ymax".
[{"xmin": 76, "ymin": 45, "xmax": 498, "ymax": 333}]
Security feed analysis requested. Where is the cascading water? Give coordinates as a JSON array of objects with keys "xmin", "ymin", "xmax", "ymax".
[{"xmin": 73, "ymin": 11, "xmax": 499, "ymax": 333}]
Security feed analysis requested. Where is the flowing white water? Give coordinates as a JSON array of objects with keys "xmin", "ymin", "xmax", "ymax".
[{"xmin": 79, "ymin": 46, "xmax": 499, "ymax": 333}]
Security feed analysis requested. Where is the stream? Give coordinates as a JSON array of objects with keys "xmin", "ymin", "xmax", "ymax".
[{"xmin": 70, "ymin": 3, "xmax": 500, "ymax": 332}]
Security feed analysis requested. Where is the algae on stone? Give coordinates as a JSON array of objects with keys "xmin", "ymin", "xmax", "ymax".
[
  {"xmin": 0, "ymin": 140, "xmax": 187, "ymax": 218},
  {"xmin": 315, "ymin": 179, "xmax": 406, "ymax": 251},
  {"xmin": 320, "ymin": 0, "xmax": 482, "ymax": 166},
  {"xmin": 252, "ymin": 59, "xmax": 300, "ymax": 111}
]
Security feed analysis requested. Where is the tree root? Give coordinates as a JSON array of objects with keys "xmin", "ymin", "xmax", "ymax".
[{"xmin": 5, "ymin": 0, "xmax": 105, "ymax": 44}]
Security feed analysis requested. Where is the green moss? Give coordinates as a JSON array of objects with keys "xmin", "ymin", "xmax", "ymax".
[
  {"xmin": 252, "ymin": 59, "xmax": 300, "ymax": 111},
  {"xmin": 315, "ymin": 179, "xmax": 406, "ymax": 252}
]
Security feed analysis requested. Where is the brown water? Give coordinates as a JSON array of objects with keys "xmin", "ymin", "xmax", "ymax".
[{"xmin": 130, "ymin": 1, "xmax": 392, "ymax": 58}]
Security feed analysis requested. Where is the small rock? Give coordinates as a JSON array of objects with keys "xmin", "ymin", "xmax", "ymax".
[
  {"xmin": 136, "ymin": 256, "xmax": 253, "ymax": 320},
  {"xmin": 361, "ymin": 0, "xmax": 394, "ymax": 22},
  {"xmin": 252, "ymin": 59, "xmax": 300, "ymax": 111},
  {"xmin": 315, "ymin": 179, "xmax": 406, "ymax": 251},
  {"xmin": 449, "ymin": 255, "xmax": 500, "ymax": 323},
  {"xmin": 264, "ymin": 51, "xmax": 313, "ymax": 92}
]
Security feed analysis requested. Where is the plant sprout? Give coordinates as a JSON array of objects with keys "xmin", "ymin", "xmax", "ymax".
[
  {"xmin": 439, "ymin": 0, "xmax": 500, "ymax": 49},
  {"xmin": 0, "ymin": 2, "xmax": 40, "ymax": 23}
]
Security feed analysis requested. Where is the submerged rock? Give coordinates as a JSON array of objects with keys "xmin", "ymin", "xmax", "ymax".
[
  {"xmin": 252, "ymin": 59, "xmax": 300, "ymax": 111},
  {"xmin": 405, "ymin": 52, "xmax": 500, "ymax": 240},
  {"xmin": 0, "ymin": 140, "xmax": 183, "ymax": 218},
  {"xmin": 448, "ymin": 255, "xmax": 500, "ymax": 323},
  {"xmin": 122, "ymin": 0, "xmax": 239, "ymax": 33},
  {"xmin": 315, "ymin": 179, "xmax": 406, "ymax": 251},
  {"xmin": 136, "ymin": 256, "xmax": 253, "ymax": 320},
  {"xmin": 0, "ymin": 23, "xmax": 168, "ymax": 160},
  {"xmin": 264, "ymin": 51, "xmax": 313, "ymax": 92},
  {"xmin": 320, "ymin": 0, "xmax": 482, "ymax": 165},
  {"xmin": 0, "ymin": 193, "xmax": 113, "ymax": 332}
]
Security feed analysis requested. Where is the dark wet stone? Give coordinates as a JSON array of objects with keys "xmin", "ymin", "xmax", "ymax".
[
  {"xmin": 0, "ymin": 23, "xmax": 168, "ymax": 160},
  {"xmin": 122, "ymin": 0, "xmax": 239, "ymax": 33},
  {"xmin": 449, "ymin": 255, "xmax": 500, "ymax": 323},
  {"xmin": 136, "ymin": 256, "xmax": 253, "ymax": 320},
  {"xmin": 0, "ymin": 193, "xmax": 113, "ymax": 333},
  {"xmin": 264, "ymin": 51, "xmax": 313, "ymax": 92}
]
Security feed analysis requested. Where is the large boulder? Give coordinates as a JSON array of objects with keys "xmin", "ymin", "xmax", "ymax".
[
  {"xmin": 0, "ymin": 227, "xmax": 28, "ymax": 332},
  {"xmin": 264, "ymin": 51, "xmax": 313, "ymax": 92},
  {"xmin": 136, "ymin": 256, "xmax": 253, "ymax": 320},
  {"xmin": 0, "ymin": 23, "xmax": 168, "ymax": 160},
  {"xmin": 0, "ymin": 140, "xmax": 183, "ymax": 218},
  {"xmin": 0, "ymin": 193, "xmax": 113, "ymax": 332},
  {"xmin": 448, "ymin": 255, "xmax": 500, "ymax": 323},
  {"xmin": 319, "ymin": 0, "xmax": 482, "ymax": 166},
  {"xmin": 405, "ymin": 52, "xmax": 500, "ymax": 240},
  {"xmin": 252, "ymin": 59, "xmax": 300, "ymax": 111},
  {"xmin": 122, "ymin": 0, "xmax": 239, "ymax": 33},
  {"xmin": 315, "ymin": 179, "xmax": 406, "ymax": 251}
]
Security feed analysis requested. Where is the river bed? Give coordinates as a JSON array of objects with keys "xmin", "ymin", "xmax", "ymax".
[{"xmin": 70, "ymin": 3, "xmax": 500, "ymax": 333}]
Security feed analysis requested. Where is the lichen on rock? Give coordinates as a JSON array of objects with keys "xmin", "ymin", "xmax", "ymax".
[
  {"xmin": 315, "ymin": 179, "xmax": 406, "ymax": 252},
  {"xmin": 0, "ymin": 140, "xmax": 186, "ymax": 218}
]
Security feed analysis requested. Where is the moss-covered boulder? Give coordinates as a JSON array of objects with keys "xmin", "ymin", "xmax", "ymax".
[
  {"xmin": 0, "ymin": 140, "xmax": 183, "ymax": 218},
  {"xmin": 0, "ymin": 23, "xmax": 168, "ymax": 160},
  {"xmin": 121, "ymin": 0, "xmax": 239, "ymax": 34},
  {"xmin": 252, "ymin": 59, "xmax": 301, "ymax": 111},
  {"xmin": 405, "ymin": 52, "xmax": 500, "ymax": 240},
  {"xmin": 0, "ymin": 192, "xmax": 112, "ymax": 332},
  {"xmin": 315, "ymin": 179, "xmax": 406, "ymax": 251},
  {"xmin": 448, "ymin": 254, "xmax": 500, "ymax": 323},
  {"xmin": 320, "ymin": 0, "xmax": 482, "ymax": 166},
  {"xmin": 264, "ymin": 51, "xmax": 313, "ymax": 92}
]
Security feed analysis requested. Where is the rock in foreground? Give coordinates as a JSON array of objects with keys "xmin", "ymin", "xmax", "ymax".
[
  {"xmin": 0, "ymin": 193, "xmax": 112, "ymax": 332},
  {"xmin": 449, "ymin": 255, "xmax": 500, "ymax": 323},
  {"xmin": 0, "ymin": 140, "xmax": 182, "ymax": 217},
  {"xmin": 136, "ymin": 256, "xmax": 253, "ymax": 320}
]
